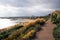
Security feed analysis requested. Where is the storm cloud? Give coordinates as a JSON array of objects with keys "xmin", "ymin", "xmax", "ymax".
[{"xmin": 0, "ymin": 0, "xmax": 60, "ymax": 17}]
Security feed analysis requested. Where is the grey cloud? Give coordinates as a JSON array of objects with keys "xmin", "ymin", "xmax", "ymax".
[
  {"xmin": 0, "ymin": 0, "xmax": 60, "ymax": 17},
  {"xmin": 0, "ymin": 0, "xmax": 59, "ymax": 5},
  {"xmin": 0, "ymin": 0, "xmax": 60, "ymax": 9}
]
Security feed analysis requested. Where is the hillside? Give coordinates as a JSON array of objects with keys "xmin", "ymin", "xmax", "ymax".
[
  {"xmin": 0, "ymin": 18, "xmax": 46, "ymax": 40},
  {"xmin": 0, "ymin": 10, "xmax": 60, "ymax": 40}
]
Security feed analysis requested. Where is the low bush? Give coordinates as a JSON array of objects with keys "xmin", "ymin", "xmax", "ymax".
[
  {"xmin": 53, "ymin": 24, "xmax": 60, "ymax": 40},
  {"xmin": 50, "ymin": 10, "xmax": 60, "ymax": 24},
  {"xmin": 0, "ymin": 25, "xmax": 23, "ymax": 40},
  {"xmin": 35, "ymin": 18, "xmax": 46, "ymax": 25},
  {"xmin": 1, "ymin": 18, "xmax": 44, "ymax": 40},
  {"xmin": 22, "ymin": 30, "xmax": 36, "ymax": 40}
]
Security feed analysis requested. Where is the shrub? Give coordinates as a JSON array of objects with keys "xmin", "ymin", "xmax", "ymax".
[
  {"xmin": 3, "ymin": 26, "xmax": 25, "ymax": 40},
  {"xmin": 0, "ymin": 25, "xmax": 23, "ymax": 40},
  {"xmin": 35, "ymin": 18, "xmax": 45, "ymax": 25},
  {"xmin": 34, "ymin": 24, "xmax": 41, "ymax": 31},
  {"xmin": 23, "ymin": 21, "xmax": 36, "ymax": 27},
  {"xmin": 24, "ymin": 18, "xmax": 46, "ymax": 27},
  {"xmin": 2, "ymin": 18, "xmax": 42, "ymax": 40},
  {"xmin": 22, "ymin": 30, "xmax": 36, "ymax": 40},
  {"xmin": 50, "ymin": 10, "xmax": 60, "ymax": 24},
  {"xmin": 4, "ymin": 24, "xmax": 31, "ymax": 40},
  {"xmin": 53, "ymin": 24, "xmax": 60, "ymax": 40}
]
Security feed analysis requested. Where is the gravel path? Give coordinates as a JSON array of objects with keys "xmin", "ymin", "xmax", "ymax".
[{"xmin": 34, "ymin": 20, "xmax": 55, "ymax": 40}]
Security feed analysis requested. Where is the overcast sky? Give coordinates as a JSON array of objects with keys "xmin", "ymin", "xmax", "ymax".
[{"xmin": 0, "ymin": 0, "xmax": 60, "ymax": 17}]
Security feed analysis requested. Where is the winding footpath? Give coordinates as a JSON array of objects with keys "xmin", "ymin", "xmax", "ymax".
[{"xmin": 34, "ymin": 20, "xmax": 55, "ymax": 40}]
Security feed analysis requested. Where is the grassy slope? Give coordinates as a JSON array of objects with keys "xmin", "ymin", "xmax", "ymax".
[{"xmin": 0, "ymin": 18, "xmax": 46, "ymax": 40}]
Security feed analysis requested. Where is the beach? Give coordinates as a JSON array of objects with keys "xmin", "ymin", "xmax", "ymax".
[{"xmin": 0, "ymin": 18, "xmax": 34, "ymax": 29}]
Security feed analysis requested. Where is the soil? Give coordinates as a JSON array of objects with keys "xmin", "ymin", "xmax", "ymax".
[{"xmin": 33, "ymin": 19, "xmax": 55, "ymax": 40}]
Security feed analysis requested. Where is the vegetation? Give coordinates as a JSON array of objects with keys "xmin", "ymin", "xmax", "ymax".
[
  {"xmin": 50, "ymin": 10, "xmax": 60, "ymax": 24},
  {"xmin": 0, "ymin": 25, "xmax": 23, "ymax": 40},
  {"xmin": 53, "ymin": 24, "xmax": 60, "ymax": 40},
  {"xmin": 21, "ymin": 30, "xmax": 36, "ymax": 40},
  {"xmin": 0, "ymin": 18, "xmax": 46, "ymax": 40},
  {"xmin": 51, "ymin": 10, "xmax": 60, "ymax": 40},
  {"xmin": 35, "ymin": 18, "xmax": 46, "ymax": 25},
  {"xmin": 1, "ymin": 9, "xmax": 60, "ymax": 40}
]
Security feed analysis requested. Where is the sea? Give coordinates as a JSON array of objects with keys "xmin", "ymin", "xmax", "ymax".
[{"xmin": 0, "ymin": 18, "xmax": 27, "ymax": 29}]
